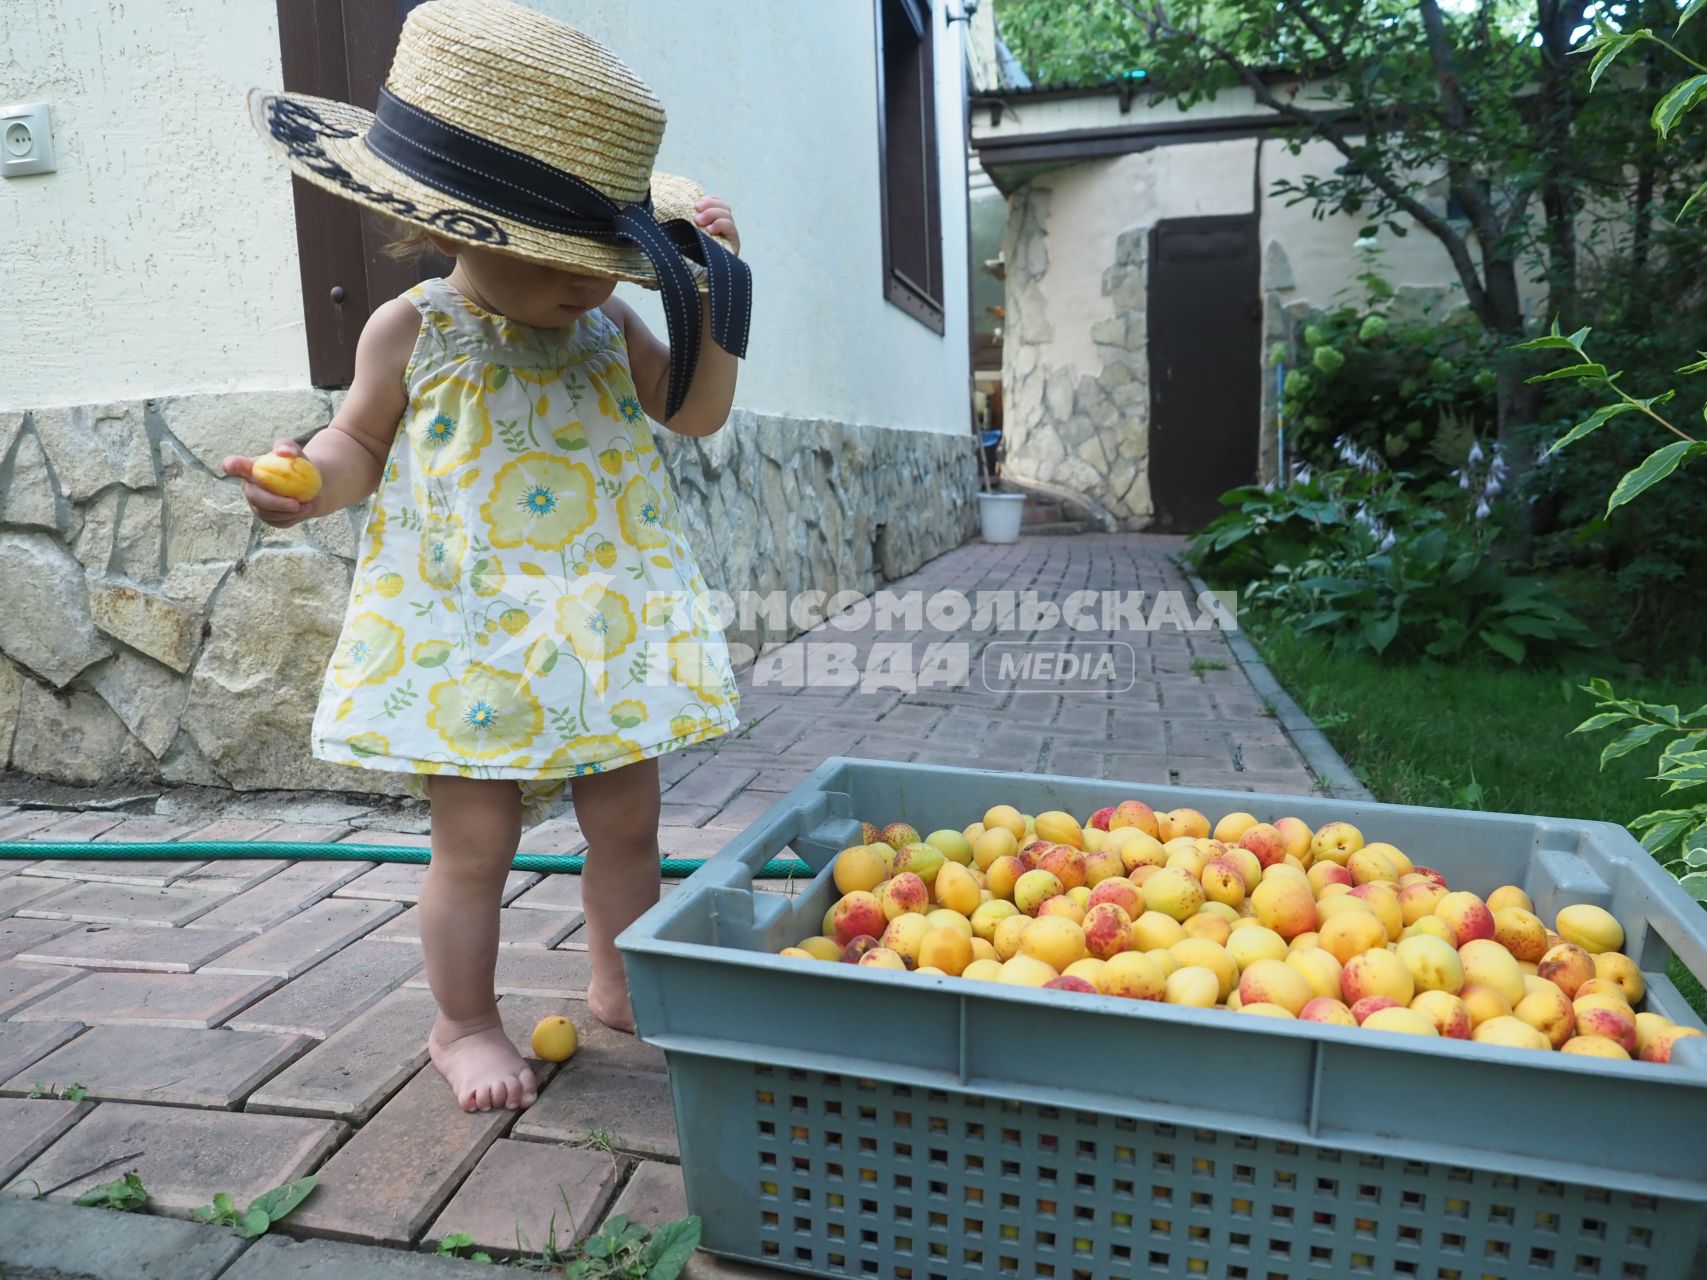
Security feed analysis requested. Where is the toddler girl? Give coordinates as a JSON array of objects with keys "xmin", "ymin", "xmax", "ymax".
[{"xmin": 226, "ymin": 0, "xmax": 751, "ymax": 1112}]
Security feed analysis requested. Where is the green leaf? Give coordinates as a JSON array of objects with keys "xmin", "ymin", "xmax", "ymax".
[
  {"xmin": 1571, "ymin": 712, "xmax": 1630, "ymax": 736},
  {"xmin": 1678, "ymin": 871, "xmax": 1707, "ymax": 901},
  {"xmin": 643, "ymin": 1217, "xmax": 703, "ymax": 1280},
  {"xmin": 1362, "ymin": 614, "xmax": 1400, "ymax": 654},
  {"xmin": 244, "ymin": 1176, "xmax": 317, "ymax": 1233},
  {"xmin": 1680, "ymin": 178, "xmax": 1707, "ymax": 219},
  {"xmin": 489, "ymin": 365, "xmax": 510, "ymax": 389},
  {"xmin": 1526, "ymin": 362, "xmax": 1609, "ymax": 384},
  {"xmin": 1479, "ymin": 629, "xmax": 1526, "ymax": 664},
  {"xmin": 1601, "ymin": 722, "xmax": 1671, "ymax": 767},
  {"xmin": 1544, "ymin": 402, "xmax": 1638, "ymax": 458},
  {"xmin": 1585, "ymin": 29, "xmax": 1645, "ymax": 90},
  {"xmin": 1517, "ymin": 320, "xmax": 1589, "ymax": 352},
  {"xmin": 1654, "ymin": 74, "xmax": 1707, "ymax": 140},
  {"xmin": 1607, "ymin": 441, "xmax": 1707, "ymax": 514},
  {"xmin": 1640, "ymin": 816, "xmax": 1695, "ymax": 854},
  {"xmin": 1682, "ymin": 0, "xmax": 1707, "ymax": 30},
  {"xmin": 237, "ymin": 1208, "xmax": 272, "ymax": 1239},
  {"xmin": 75, "ymin": 1172, "xmax": 148, "ymax": 1212}
]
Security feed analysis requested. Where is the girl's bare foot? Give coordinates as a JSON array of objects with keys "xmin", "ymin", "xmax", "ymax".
[
  {"xmin": 588, "ymin": 977, "xmax": 636, "ymax": 1033},
  {"xmin": 428, "ymin": 1012, "xmax": 538, "ymax": 1112}
]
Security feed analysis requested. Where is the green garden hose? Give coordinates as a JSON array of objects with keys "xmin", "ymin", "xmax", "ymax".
[{"xmin": 0, "ymin": 840, "xmax": 812, "ymax": 880}]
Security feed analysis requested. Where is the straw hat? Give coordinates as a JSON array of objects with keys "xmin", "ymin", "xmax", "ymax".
[{"xmin": 249, "ymin": 0, "xmax": 750, "ymax": 416}]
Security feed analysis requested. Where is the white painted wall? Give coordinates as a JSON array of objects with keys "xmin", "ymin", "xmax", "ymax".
[
  {"xmin": 3, "ymin": 0, "xmax": 972, "ymax": 438},
  {"xmin": 1, "ymin": 0, "xmax": 307, "ymax": 409}
]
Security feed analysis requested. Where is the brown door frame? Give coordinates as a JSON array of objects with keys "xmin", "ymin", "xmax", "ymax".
[
  {"xmin": 1145, "ymin": 212, "xmax": 1262, "ymax": 533},
  {"xmin": 275, "ymin": 0, "xmax": 447, "ymax": 387}
]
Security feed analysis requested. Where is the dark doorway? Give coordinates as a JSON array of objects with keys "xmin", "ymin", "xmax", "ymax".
[
  {"xmin": 276, "ymin": 0, "xmax": 451, "ymax": 386},
  {"xmin": 1145, "ymin": 214, "xmax": 1262, "ymax": 532}
]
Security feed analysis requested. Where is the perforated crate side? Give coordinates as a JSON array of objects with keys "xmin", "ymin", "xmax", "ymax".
[{"xmin": 668, "ymin": 1055, "xmax": 1706, "ymax": 1280}]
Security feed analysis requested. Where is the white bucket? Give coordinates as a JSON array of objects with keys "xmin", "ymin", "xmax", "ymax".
[{"xmin": 977, "ymin": 492, "xmax": 1026, "ymax": 543}]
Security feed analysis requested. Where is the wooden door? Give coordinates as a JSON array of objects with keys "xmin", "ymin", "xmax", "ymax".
[
  {"xmin": 276, "ymin": 0, "xmax": 450, "ymax": 386},
  {"xmin": 1145, "ymin": 215, "xmax": 1262, "ymax": 533}
]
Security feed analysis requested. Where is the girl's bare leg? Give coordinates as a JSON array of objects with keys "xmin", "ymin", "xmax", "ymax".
[
  {"xmin": 422, "ymin": 775, "xmax": 537, "ymax": 1112},
  {"xmin": 571, "ymin": 758, "xmax": 662, "ymax": 1032}
]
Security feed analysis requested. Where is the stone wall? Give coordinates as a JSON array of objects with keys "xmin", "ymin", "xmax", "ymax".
[
  {"xmin": 1001, "ymin": 186, "xmax": 1154, "ymax": 527},
  {"xmin": 0, "ymin": 394, "xmax": 976, "ymax": 793}
]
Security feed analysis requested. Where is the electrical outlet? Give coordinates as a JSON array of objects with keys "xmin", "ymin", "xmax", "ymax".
[{"xmin": 1, "ymin": 104, "xmax": 55, "ymax": 178}]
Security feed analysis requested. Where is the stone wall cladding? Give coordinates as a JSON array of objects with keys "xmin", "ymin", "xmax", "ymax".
[
  {"xmin": 0, "ymin": 393, "xmax": 977, "ymax": 792},
  {"xmin": 1000, "ymin": 186, "xmax": 1154, "ymax": 527}
]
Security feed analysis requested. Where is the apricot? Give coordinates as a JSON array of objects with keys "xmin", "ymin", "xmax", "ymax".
[
  {"xmin": 1555, "ymin": 903, "xmax": 1625, "ymax": 955},
  {"xmin": 1101, "ymin": 950, "xmax": 1167, "ymax": 1000},
  {"xmin": 251, "ymin": 451, "xmax": 323, "ymax": 501}
]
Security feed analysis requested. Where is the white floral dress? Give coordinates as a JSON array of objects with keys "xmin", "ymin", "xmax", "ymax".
[{"xmin": 311, "ymin": 277, "xmax": 739, "ymax": 822}]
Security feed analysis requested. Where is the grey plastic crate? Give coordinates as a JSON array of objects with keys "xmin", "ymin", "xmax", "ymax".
[{"xmin": 619, "ymin": 758, "xmax": 1707, "ymax": 1280}]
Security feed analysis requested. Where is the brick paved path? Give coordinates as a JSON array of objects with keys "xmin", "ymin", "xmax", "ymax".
[{"xmin": 0, "ymin": 534, "xmax": 1327, "ymax": 1273}]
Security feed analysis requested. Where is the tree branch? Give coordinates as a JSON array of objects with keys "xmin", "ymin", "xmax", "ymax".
[
  {"xmin": 1417, "ymin": 0, "xmax": 1507, "ymax": 256},
  {"xmin": 1132, "ymin": 0, "xmax": 1492, "ymax": 320}
]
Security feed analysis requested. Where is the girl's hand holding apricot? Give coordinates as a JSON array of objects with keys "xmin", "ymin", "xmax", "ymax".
[{"xmin": 221, "ymin": 438, "xmax": 322, "ymax": 527}]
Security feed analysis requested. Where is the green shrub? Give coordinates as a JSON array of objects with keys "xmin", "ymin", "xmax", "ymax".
[{"xmin": 1279, "ymin": 263, "xmax": 1497, "ymax": 481}]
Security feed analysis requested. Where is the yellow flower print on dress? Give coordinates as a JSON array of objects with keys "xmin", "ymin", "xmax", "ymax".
[
  {"xmin": 668, "ymin": 633, "xmax": 731, "ymax": 707},
  {"xmin": 348, "ymin": 732, "xmax": 390, "ymax": 758},
  {"xmin": 418, "ymin": 513, "xmax": 467, "ymax": 590},
  {"xmin": 595, "ymin": 376, "xmax": 647, "ymax": 428},
  {"xmin": 359, "ymin": 503, "xmax": 386, "ymax": 570},
  {"xmin": 535, "ymin": 734, "xmax": 644, "ymax": 777},
  {"xmin": 610, "ymin": 699, "xmax": 649, "ymax": 729},
  {"xmin": 616, "ymin": 476, "xmax": 669, "ymax": 550},
  {"xmin": 426, "ymin": 662, "xmax": 544, "ymax": 760},
  {"xmin": 555, "ymin": 581, "xmax": 638, "ymax": 663},
  {"xmin": 409, "ymin": 371, "xmax": 491, "ymax": 477},
  {"xmin": 483, "ymin": 452, "xmax": 596, "ymax": 551},
  {"xmin": 333, "ymin": 613, "xmax": 405, "ymax": 688}
]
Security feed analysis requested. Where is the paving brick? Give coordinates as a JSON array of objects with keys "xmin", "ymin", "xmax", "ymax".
[
  {"xmin": 284, "ymin": 1064, "xmax": 518, "ymax": 1246},
  {"xmin": 20, "ymin": 858, "xmax": 205, "ymax": 887},
  {"xmin": 0, "ymin": 874, "xmax": 69, "ymax": 914},
  {"xmin": 220, "ymin": 1234, "xmax": 500, "ymax": 1279},
  {"xmin": 2, "ymin": 1101, "xmax": 343, "ymax": 1214},
  {"xmin": 0, "ymin": 1097, "xmax": 90, "ymax": 1184},
  {"xmin": 93, "ymin": 817, "xmax": 196, "ymax": 843},
  {"xmin": 406, "ymin": 948, "xmax": 593, "ymax": 999},
  {"xmin": 0, "ymin": 1197, "xmax": 251, "ymax": 1280},
  {"xmin": 660, "ymin": 764, "xmax": 757, "ymax": 809},
  {"xmin": 344, "ymin": 829, "xmax": 433, "ymax": 848},
  {"xmin": 24, "ymin": 812, "xmax": 125, "ymax": 841},
  {"xmin": 512, "ymin": 1066, "xmax": 676, "ymax": 1159},
  {"xmin": 0, "ymin": 1022, "xmax": 83, "ymax": 1085},
  {"xmin": 506, "ymin": 875, "xmax": 584, "ymax": 913},
  {"xmin": 656, "ymin": 825, "xmax": 745, "ymax": 861},
  {"xmin": 16, "ymin": 881, "xmax": 229, "ymax": 928},
  {"xmin": 703, "ymin": 791, "xmax": 779, "ymax": 831},
  {"xmin": 518, "ymin": 815, "xmax": 587, "ymax": 855},
  {"xmin": 334, "ymin": 864, "xmax": 538, "ymax": 906},
  {"xmin": 17, "ymin": 923, "xmax": 249, "ymax": 971},
  {"xmin": 0, "ymin": 916, "xmax": 72, "ymax": 961},
  {"xmin": 247, "ymin": 986, "xmax": 438, "ymax": 1122},
  {"xmin": 655, "ymin": 801, "xmax": 722, "ymax": 826},
  {"xmin": 186, "ymin": 860, "xmax": 373, "ymax": 933},
  {"xmin": 426, "ymin": 1138, "xmax": 619, "ymax": 1255},
  {"xmin": 493, "ymin": 996, "xmax": 666, "ymax": 1076},
  {"xmin": 372, "ymin": 904, "xmax": 580, "ymax": 949},
  {"xmin": 14, "ymin": 970, "xmax": 279, "ymax": 1030},
  {"xmin": 180, "ymin": 817, "xmax": 281, "ymax": 844},
  {"xmin": 0, "ymin": 960, "xmax": 83, "ymax": 1017},
  {"xmin": 198, "ymin": 898, "xmax": 399, "ymax": 979},
  {"xmin": 0, "ymin": 811, "xmax": 65, "ymax": 840},
  {"xmin": 253, "ymin": 822, "xmax": 355, "ymax": 844},
  {"xmin": 171, "ymin": 858, "xmax": 290, "ymax": 894},
  {"xmin": 610, "ymin": 1159, "xmax": 688, "ymax": 1230},
  {"xmin": 1, "ymin": 1024, "xmax": 310, "ymax": 1108},
  {"xmin": 227, "ymin": 938, "xmax": 422, "ymax": 1039}
]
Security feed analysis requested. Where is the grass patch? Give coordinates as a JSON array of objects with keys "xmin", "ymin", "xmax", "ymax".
[{"xmin": 1251, "ymin": 624, "xmax": 1707, "ymax": 1019}]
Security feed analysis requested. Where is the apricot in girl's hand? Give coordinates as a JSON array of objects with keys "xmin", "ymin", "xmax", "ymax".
[{"xmin": 251, "ymin": 452, "xmax": 323, "ymax": 502}]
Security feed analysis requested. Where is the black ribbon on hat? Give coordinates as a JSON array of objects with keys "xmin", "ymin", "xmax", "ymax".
[{"xmin": 364, "ymin": 87, "xmax": 750, "ymax": 420}]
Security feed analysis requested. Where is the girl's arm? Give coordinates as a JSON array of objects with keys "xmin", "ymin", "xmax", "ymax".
[
  {"xmin": 222, "ymin": 296, "xmax": 421, "ymax": 527},
  {"xmin": 607, "ymin": 196, "xmax": 741, "ymax": 438}
]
